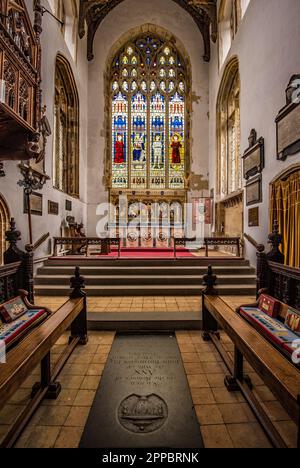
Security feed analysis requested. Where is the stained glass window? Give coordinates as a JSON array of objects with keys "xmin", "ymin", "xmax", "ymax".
[
  {"xmin": 131, "ymin": 92, "xmax": 147, "ymax": 189},
  {"xmin": 110, "ymin": 34, "xmax": 188, "ymax": 190},
  {"xmin": 112, "ymin": 93, "xmax": 128, "ymax": 188},
  {"xmin": 169, "ymin": 93, "xmax": 185, "ymax": 189}
]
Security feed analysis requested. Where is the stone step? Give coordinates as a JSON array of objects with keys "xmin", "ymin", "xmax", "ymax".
[
  {"xmin": 37, "ymin": 265, "xmax": 256, "ymax": 276},
  {"xmin": 87, "ymin": 312, "xmax": 202, "ymax": 331},
  {"xmin": 44, "ymin": 258, "xmax": 250, "ymax": 268},
  {"xmin": 34, "ymin": 274, "xmax": 256, "ymax": 286},
  {"xmin": 34, "ymin": 283, "xmax": 256, "ymax": 297}
]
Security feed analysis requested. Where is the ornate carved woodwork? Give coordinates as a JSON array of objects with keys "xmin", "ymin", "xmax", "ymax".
[
  {"xmin": 17, "ymin": 162, "xmax": 49, "ymax": 195},
  {"xmin": 78, "ymin": 0, "xmax": 217, "ymax": 62},
  {"xmin": 0, "ymin": 0, "xmax": 44, "ymax": 163}
]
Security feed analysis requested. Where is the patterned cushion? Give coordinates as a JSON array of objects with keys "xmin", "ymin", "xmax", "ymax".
[
  {"xmin": 240, "ymin": 307, "xmax": 300, "ymax": 358},
  {"xmin": 0, "ymin": 309, "xmax": 48, "ymax": 349},
  {"xmin": 0, "ymin": 297, "xmax": 28, "ymax": 323},
  {"xmin": 285, "ymin": 309, "xmax": 300, "ymax": 336}
]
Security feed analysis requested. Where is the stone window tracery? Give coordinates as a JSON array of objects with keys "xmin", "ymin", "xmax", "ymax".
[
  {"xmin": 110, "ymin": 34, "xmax": 188, "ymax": 191},
  {"xmin": 53, "ymin": 55, "xmax": 79, "ymax": 197},
  {"xmin": 217, "ymin": 59, "xmax": 241, "ymax": 198}
]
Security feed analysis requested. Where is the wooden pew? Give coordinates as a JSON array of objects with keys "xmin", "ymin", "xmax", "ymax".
[
  {"xmin": 0, "ymin": 266, "xmax": 88, "ymax": 448},
  {"xmin": 201, "ymin": 266, "xmax": 300, "ymax": 449}
]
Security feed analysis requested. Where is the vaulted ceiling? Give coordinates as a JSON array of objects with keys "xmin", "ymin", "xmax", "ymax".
[{"xmin": 79, "ymin": 0, "xmax": 217, "ymax": 62}]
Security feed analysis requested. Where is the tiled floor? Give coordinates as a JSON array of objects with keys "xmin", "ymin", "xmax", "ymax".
[
  {"xmin": 0, "ymin": 328, "xmax": 297, "ymax": 448},
  {"xmin": 177, "ymin": 331, "xmax": 297, "ymax": 449},
  {"xmin": 36, "ymin": 296, "xmax": 202, "ymax": 314}
]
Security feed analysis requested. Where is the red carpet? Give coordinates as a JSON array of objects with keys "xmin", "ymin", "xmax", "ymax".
[
  {"xmin": 102, "ymin": 248, "xmax": 195, "ymax": 258},
  {"xmin": 51, "ymin": 248, "xmax": 196, "ymax": 260}
]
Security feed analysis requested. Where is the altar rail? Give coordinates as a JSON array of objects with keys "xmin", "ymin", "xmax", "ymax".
[
  {"xmin": 204, "ymin": 237, "xmax": 241, "ymax": 257},
  {"xmin": 53, "ymin": 237, "xmax": 121, "ymax": 257}
]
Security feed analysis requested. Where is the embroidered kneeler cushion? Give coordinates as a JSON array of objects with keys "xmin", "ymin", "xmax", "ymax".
[
  {"xmin": 285, "ymin": 309, "xmax": 300, "ymax": 336},
  {"xmin": 0, "ymin": 309, "xmax": 48, "ymax": 349},
  {"xmin": 239, "ymin": 307, "xmax": 300, "ymax": 359},
  {"xmin": 0, "ymin": 297, "xmax": 28, "ymax": 323}
]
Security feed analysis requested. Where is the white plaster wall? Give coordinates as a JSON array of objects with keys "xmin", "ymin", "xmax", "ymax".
[
  {"xmin": 0, "ymin": 0, "xmax": 88, "ymax": 260},
  {"xmin": 209, "ymin": 0, "xmax": 300, "ymax": 266},
  {"xmin": 86, "ymin": 0, "xmax": 210, "ymax": 235}
]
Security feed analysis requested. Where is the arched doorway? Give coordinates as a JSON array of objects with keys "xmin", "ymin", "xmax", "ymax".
[
  {"xmin": 270, "ymin": 164, "xmax": 300, "ymax": 268},
  {"xmin": 0, "ymin": 194, "xmax": 10, "ymax": 265}
]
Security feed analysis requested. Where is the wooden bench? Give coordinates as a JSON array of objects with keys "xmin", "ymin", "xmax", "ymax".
[
  {"xmin": 0, "ymin": 265, "xmax": 88, "ymax": 448},
  {"xmin": 201, "ymin": 261, "xmax": 300, "ymax": 449},
  {"xmin": 203, "ymin": 293, "xmax": 300, "ymax": 448}
]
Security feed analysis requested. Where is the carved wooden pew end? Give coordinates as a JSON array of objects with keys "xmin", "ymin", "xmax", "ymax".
[{"xmin": 0, "ymin": 266, "xmax": 88, "ymax": 448}]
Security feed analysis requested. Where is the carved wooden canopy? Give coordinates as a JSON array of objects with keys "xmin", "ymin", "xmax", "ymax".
[
  {"xmin": 0, "ymin": 0, "xmax": 43, "ymax": 163},
  {"xmin": 79, "ymin": 0, "xmax": 217, "ymax": 62}
]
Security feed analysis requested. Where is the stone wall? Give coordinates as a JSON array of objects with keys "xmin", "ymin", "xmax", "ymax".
[{"xmin": 209, "ymin": 0, "xmax": 300, "ymax": 266}]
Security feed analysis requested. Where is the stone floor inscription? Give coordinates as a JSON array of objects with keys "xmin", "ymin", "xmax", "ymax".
[{"xmin": 80, "ymin": 334, "xmax": 203, "ymax": 448}]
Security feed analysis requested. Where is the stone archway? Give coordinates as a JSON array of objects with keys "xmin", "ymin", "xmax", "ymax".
[{"xmin": 0, "ymin": 194, "xmax": 10, "ymax": 265}]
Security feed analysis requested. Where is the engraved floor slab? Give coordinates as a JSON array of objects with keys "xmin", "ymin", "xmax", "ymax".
[{"xmin": 80, "ymin": 334, "xmax": 203, "ymax": 448}]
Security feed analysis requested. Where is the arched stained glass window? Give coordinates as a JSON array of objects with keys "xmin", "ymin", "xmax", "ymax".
[
  {"xmin": 53, "ymin": 55, "xmax": 79, "ymax": 197},
  {"xmin": 217, "ymin": 58, "xmax": 241, "ymax": 197},
  {"xmin": 110, "ymin": 35, "xmax": 187, "ymax": 190}
]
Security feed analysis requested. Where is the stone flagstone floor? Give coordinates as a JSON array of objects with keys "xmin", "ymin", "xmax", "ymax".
[{"xmin": 0, "ymin": 328, "xmax": 297, "ymax": 448}]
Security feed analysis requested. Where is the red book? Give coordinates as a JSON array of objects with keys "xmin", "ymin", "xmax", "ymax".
[{"xmin": 258, "ymin": 294, "xmax": 281, "ymax": 318}]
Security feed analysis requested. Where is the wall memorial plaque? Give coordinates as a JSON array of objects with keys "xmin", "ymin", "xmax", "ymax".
[
  {"xmin": 80, "ymin": 334, "xmax": 203, "ymax": 449},
  {"xmin": 65, "ymin": 199, "xmax": 72, "ymax": 211},
  {"xmin": 24, "ymin": 192, "xmax": 43, "ymax": 216},
  {"xmin": 48, "ymin": 200, "xmax": 59, "ymax": 215},
  {"xmin": 276, "ymin": 75, "xmax": 300, "ymax": 161},
  {"xmin": 243, "ymin": 129, "xmax": 264, "ymax": 180},
  {"xmin": 246, "ymin": 175, "xmax": 262, "ymax": 206},
  {"xmin": 248, "ymin": 207, "xmax": 259, "ymax": 227}
]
